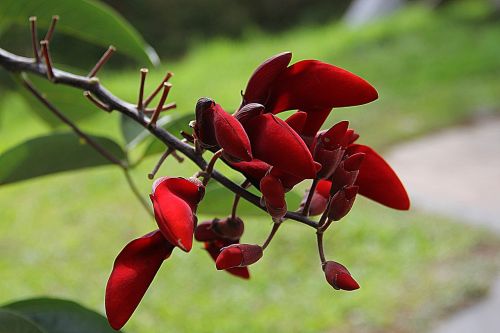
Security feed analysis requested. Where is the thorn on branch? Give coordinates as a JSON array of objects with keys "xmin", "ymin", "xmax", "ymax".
[
  {"xmin": 171, "ymin": 150, "xmax": 184, "ymax": 163},
  {"xmin": 88, "ymin": 45, "xmax": 116, "ymax": 78},
  {"xmin": 29, "ymin": 17, "xmax": 40, "ymax": 63},
  {"xmin": 144, "ymin": 71, "xmax": 173, "ymax": 107},
  {"xmin": 84, "ymin": 91, "xmax": 112, "ymax": 112},
  {"xmin": 43, "ymin": 15, "xmax": 59, "ymax": 43},
  {"xmin": 39, "ymin": 40, "xmax": 55, "ymax": 81},
  {"xmin": 137, "ymin": 68, "xmax": 148, "ymax": 112},
  {"xmin": 148, "ymin": 82, "xmax": 172, "ymax": 127}
]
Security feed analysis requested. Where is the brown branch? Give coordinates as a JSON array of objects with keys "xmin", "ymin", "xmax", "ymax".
[
  {"xmin": 21, "ymin": 75, "xmax": 126, "ymax": 168},
  {"xmin": 148, "ymin": 147, "xmax": 174, "ymax": 179},
  {"xmin": 137, "ymin": 68, "xmax": 148, "ymax": 111},
  {"xmin": 84, "ymin": 91, "xmax": 112, "ymax": 112},
  {"xmin": 302, "ymin": 178, "xmax": 319, "ymax": 216},
  {"xmin": 144, "ymin": 71, "xmax": 173, "ymax": 107},
  {"xmin": 148, "ymin": 82, "xmax": 171, "ymax": 126},
  {"xmin": 0, "ymin": 47, "xmax": 318, "ymax": 229}
]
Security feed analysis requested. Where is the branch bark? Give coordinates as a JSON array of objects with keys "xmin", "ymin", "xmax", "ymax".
[{"xmin": 0, "ymin": 47, "xmax": 318, "ymax": 228}]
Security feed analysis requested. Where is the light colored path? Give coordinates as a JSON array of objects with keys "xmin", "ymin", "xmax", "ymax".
[{"xmin": 387, "ymin": 117, "xmax": 500, "ymax": 333}]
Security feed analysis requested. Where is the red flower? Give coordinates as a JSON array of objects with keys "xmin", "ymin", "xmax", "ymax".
[
  {"xmin": 150, "ymin": 177, "xmax": 205, "ymax": 252},
  {"xmin": 106, "ymin": 177, "xmax": 204, "ymax": 329}
]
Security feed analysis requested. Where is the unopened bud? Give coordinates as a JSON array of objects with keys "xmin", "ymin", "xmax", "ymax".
[
  {"xmin": 328, "ymin": 185, "xmax": 359, "ymax": 221},
  {"xmin": 216, "ymin": 244, "xmax": 263, "ymax": 270},
  {"xmin": 323, "ymin": 261, "xmax": 360, "ymax": 291}
]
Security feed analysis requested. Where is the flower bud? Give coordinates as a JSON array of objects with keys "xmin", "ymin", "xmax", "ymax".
[
  {"xmin": 329, "ymin": 153, "xmax": 365, "ymax": 195},
  {"xmin": 328, "ymin": 185, "xmax": 359, "ymax": 221},
  {"xmin": 323, "ymin": 261, "xmax": 360, "ymax": 291},
  {"xmin": 260, "ymin": 173, "xmax": 287, "ymax": 220},
  {"xmin": 216, "ymin": 244, "xmax": 263, "ymax": 270}
]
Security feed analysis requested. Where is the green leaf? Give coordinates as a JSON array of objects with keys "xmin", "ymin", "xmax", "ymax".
[
  {"xmin": 141, "ymin": 114, "xmax": 193, "ymax": 157},
  {"xmin": 0, "ymin": 132, "xmax": 126, "ymax": 186},
  {"xmin": 3, "ymin": 298, "xmax": 121, "ymax": 333},
  {"xmin": 0, "ymin": 0, "xmax": 157, "ymax": 66},
  {"xmin": 0, "ymin": 309, "xmax": 46, "ymax": 333},
  {"xmin": 14, "ymin": 73, "xmax": 98, "ymax": 128}
]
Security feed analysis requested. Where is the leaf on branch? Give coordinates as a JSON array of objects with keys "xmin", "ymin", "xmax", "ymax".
[
  {"xmin": 0, "ymin": 309, "xmax": 46, "ymax": 333},
  {"xmin": 2, "ymin": 297, "xmax": 122, "ymax": 333},
  {"xmin": 0, "ymin": 0, "xmax": 157, "ymax": 66},
  {"xmin": 0, "ymin": 132, "xmax": 126, "ymax": 186}
]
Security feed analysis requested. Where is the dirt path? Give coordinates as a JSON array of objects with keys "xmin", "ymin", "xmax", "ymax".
[{"xmin": 387, "ymin": 117, "xmax": 500, "ymax": 333}]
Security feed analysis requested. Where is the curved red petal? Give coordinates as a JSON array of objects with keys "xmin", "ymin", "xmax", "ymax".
[
  {"xmin": 347, "ymin": 144, "xmax": 410, "ymax": 210},
  {"xmin": 260, "ymin": 173, "xmax": 287, "ymax": 218},
  {"xmin": 105, "ymin": 230, "xmax": 174, "ymax": 330},
  {"xmin": 299, "ymin": 108, "xmax": 332, "ymax": 137},
  {"xmin": 212, "ymin": 104, "xmax": 252, "ymax": 161},
  {"xmin": 151, "ymin": 178, "xmax": 202, "ymax": 251},
  {"xmin": 243, "ymin": 51, "xmax": 293, "ymax": 104},
  {"xmin": 216, "ymin": 246, "xmax": 243, "ymax": 270},
  {"xmin": 267, "ymin": 60, "xmax": 378, "ymax": 113},
  {"xmin": 230, "ymin": 158, "xmax": 271, "ymax": 186},
  {"xmin": 316, "ymin": 180, "xmax": 332, "ymax": 198},
  {"xmin": 244, "ymin": 113, "xmax": 317, "ymax": 179},
  {"xmin": 284, "ymin": 111, "xmax": 308, "ymax": 134}
]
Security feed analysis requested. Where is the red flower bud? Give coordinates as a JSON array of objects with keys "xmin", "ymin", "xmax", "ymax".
[
  {"xmin": 195, "ymin": 217, "xmax": 245, "ymax": 242},
  {"xmin": 194, "ymin": 219, "xmax": 220, "ymax": 242},
  {"xmin": 216, "ymin": 244, "xmax": 263, "ymax": 270},
  {"xmin": 323, "ymin": 261, "xmax": 360, "ymax": 291},
  {"xmin": 330, "ymin": 153, "xmax": 365, "ymax": 195},
  {"xmin": 284, "ymin": 111, "xmax": 308, "ymax": 133},
  {"xmin": 234, "ymin": 103, "xmax": 265, "ymax": 124},
  {"xmin": 204, "ymin": 241, "xmax": 250, "ymax": 279},
  {"xmin": 320, "ymin": 121, "xmax": 349, "ymax": 149},
  {"xmin": 150, "ymin": 177, "xmax": 205, "ymax": 252},
  {"xmin": 260, "ymin": 173, "xmax": 287, "ymax": 220},
  {"xmin": 300, "ymin": 180, "xmax": 331, "ymax": 216},
  {"xmin": 328, "ymin": 185, "xmax": 359, "ymax": 221},
  {"xmin": 195, "ymin": 98, "xmax": 253, "ymax": 162}
]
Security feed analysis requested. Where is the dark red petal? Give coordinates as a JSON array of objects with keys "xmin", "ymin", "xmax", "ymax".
[
  {"xmin": 212, "ymin": 103, "xmax": 252, "ymax": 161},
  {"xmin": 243, "ymin": 51, "xmax": 293, "ymax": 104},
  {"xmin": 323, "ymin": 261, "xmax": 360, "ymax": 291},
  {"xmin": 154, "ymin": 177, "xmax": 205, "ymax": 209},
  {"xmin": 316, "ymin": 180, "xmax": 332, "ymax": 198},
  {"xmin": 347, "ymin": 144, "xmax": 410, "ymax": 210},
  {"xmin": 216, "ymin": 246, "xmax": 243, "ymax": 269},
  {"xmin": 244, "ymin": 113, "xmax": 317, "ymax": 179},
  {"xmin": 203, "ymin": 241, "xmax": 250, "ymax": 279},
  {"xmin": 260, "ymin": 173, "xmax": 287, "ymax": 219},
  {"xmin": 105, "ymin": 230, "xmax": 174, "ymax": 330},
  {"xmin": 284, "ymin": 111, "xmax": 308, "ymax": 134},
  {"xmin": 194, "ymin": 98, "xmax": 217, "ymax": 147},
  {"xmin": 336, "ymin": 272, "xmax": 360, "ymax": 291},
  {"xmin": 234, "ymin": 103, "xmax": 265, "ymax": 124},
  {"xmin": 213, "ymin": 216, "xmax": 245, "ymax": 241},
  {"xmin": 194, "ymin": 220, "xmax": 220, "ymax": 242},
  {"xmin": 230, "ymin": 158, "xmax": 271, "ymax": 187},
  {"xmin": 321, "ymin": 121, "xmax": 349, "ymax": 149},
  {"xmin": 269, "ymin": 167, "xmax": 304, "ymax": 191},
  {"xmin": 301, "ymin": 188, "xmax": 329, "ymax": 216},
  {"xmin": 300, "ymin": 108, "xmax": 332, "ymax": 137},
  {"xmin": 267, "ymin": 60, "xmax": 378, "ymax": 113},
  {"xmin": 328, "ymin": 185, "xmax": 359, "ymax": 221}
]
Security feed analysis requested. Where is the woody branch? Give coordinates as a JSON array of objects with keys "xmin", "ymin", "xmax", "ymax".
[{"xmin": 0, "ymin": 47, "xmax": 317, "ymax": 228}]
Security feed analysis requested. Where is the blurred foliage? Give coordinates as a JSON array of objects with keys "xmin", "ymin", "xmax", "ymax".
[{"xmin": 103, "ymin": 0, "xmax": 351, "ymax": 58}]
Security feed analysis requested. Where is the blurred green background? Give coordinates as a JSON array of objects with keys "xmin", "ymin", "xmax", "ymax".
[{"xmin": 0, "ymin": 0, "xmax": 499, "ymax": 332}]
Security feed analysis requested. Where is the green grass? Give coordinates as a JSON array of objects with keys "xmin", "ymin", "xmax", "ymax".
[{"xmin": 1, "ymin": 1, "xmax": 500, "ymax": 332}]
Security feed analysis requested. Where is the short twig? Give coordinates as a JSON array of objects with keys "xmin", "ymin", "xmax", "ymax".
[
  {"xmin": 148, "ymin": 147, "xmax": 174, "ymax": 179},
  {"xmin": 83, "ymin": 91, "xmax": 112, "ymax": 112},
  {"xmin": 302, "ymin": 178, "xmax": 319, "ymax": 216},
  {"xmin": 144, "ymin": 102, "xmax": 176, "ymax": 114},
  {"xmin": 43, "ymin": 15, "xmax": 59, "ymax": 43},
  {"xmin": 29, "ymin": 17, "xmax": 40, "ymax": 63},
  {"xmin": 39, "ymin": 40, "xmax": 54, "ymax": 81},
  {"xmin": 148, "ymin": 82, "xmax": 172, "ymax": 127},
  {"xmin": 88, "ymin": 45, "xmax": 115, "ymax": 77},
  {"xmin": 262, "ymin": 220, "xmax": 282, "ymax": 250},
  {"xmin": 144, "ymin": 71, "xmax": 173, "ymax": 107},
  {"xmin": 137, "ymin": 68, "xmax": 148, "ymax": 111}
]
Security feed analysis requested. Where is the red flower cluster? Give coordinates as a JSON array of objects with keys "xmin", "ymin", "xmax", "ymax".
[{"xmin": 105, "ymin": 52, "xmax": 410, "ymax": 329}]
